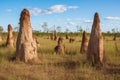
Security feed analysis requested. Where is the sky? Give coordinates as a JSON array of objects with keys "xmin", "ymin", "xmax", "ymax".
[{"xmin": 0, "ymin": 0, "xmax": 120, "ymax": 32}]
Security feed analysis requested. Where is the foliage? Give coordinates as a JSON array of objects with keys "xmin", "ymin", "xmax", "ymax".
[
  {"xmin": 0, "ymin": 26, "xmax": 3, "ymax": 33},
  {"xmin": 41, "ymin": 22, "xmax": 48, "ymax": 32}
]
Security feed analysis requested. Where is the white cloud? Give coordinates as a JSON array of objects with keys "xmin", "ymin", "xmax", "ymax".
[
  {"xmin": 67, "ymin": 22, "xmax": 77, "ymax": 26},
  {"xmin": 29, "ymin": 8, "xmax": 42, "ymax": 16},
  {"xmin": 75, "ymin": 18, "xmax": 81, "ymax": 21},
  {"xmin": 66, "ymin": 18, "xmax": 81, "ymax": 21},
  {"xmin": 68, "ymin": 6, "xmax": 79, "ymax": 9},
  {"xmin": 105, "ymin": 16, "xmax": 120, "ymax": 20},
  {"xmin": 5, "ymin": 9, "xmax": 12, "ymax": 12},
  {"xmin": 67, "ymin": 18, "xmax": 72, "ymax": 21},
  {"xmin": 44, "ymin": 5, "xmax": 67, "ymax": 14},
  {"xmin": 43, "ymin": 5, "xmax": 78, "ymax": 14},
  {"xmin": 84, "ymin": 20, "xmax": 93, "ymax": 23},
  {"xmin": 29, "ymin": 5, "xmax": 79, "ymax": 16}
]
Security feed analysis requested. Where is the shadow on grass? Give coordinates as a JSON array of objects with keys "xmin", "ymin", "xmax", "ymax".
[
  {"xmin": 105, "ymin": 63, "xmax": 120, "ymax": 74},
  {"xmin": 0, "ymin": 45, "xmax": 15, "ymax": 62},
  {"xmin": 0, "ymin": 43, "xmax": 5, "ymax": 48},
  {"xmin": 0, "ymin": 73, "xmax": 8, "ymax": 80},
  {"xmin": 66, "ymin": 51, "xmax": 77, "ymax": 55},
  {"xmin": 54, "ymin": 60, "xmax": 80, "ymax": 69},
  {"xmin": 49, "ymin": 60, "xmax": 89, "ymax": 70}
]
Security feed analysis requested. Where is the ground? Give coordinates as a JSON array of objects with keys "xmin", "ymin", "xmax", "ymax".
[{"xmin": 0, "ymin": 34, "xmax": 120, "ymax": 80}]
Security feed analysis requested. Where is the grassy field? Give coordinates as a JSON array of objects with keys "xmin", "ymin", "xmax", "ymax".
[{"xmin": 0, "ymin": 34, "xmax": 120, "ymax": 80}]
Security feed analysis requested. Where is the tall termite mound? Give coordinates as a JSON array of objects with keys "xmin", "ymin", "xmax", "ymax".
[
  {"xmin": 6, "ymin": 24, "xmax": 14, "ymax": 47},
  {"xmin": 80, "ymin": 31, "xmax": 88, "ymax": 54},
  {"xmin": 54, "ymin": 37, "xmax": 65, "ymax": 54},
  {"xmin": 87, "ymin": 12, "xmax": 103, "ymax": 64},
  {"xmin": 0, "ymin": 36, "xmax": 2, "ymax": 42},
  {"xmin": 16, "ymin": 9, "xmax": 38, "ymax": 62}
]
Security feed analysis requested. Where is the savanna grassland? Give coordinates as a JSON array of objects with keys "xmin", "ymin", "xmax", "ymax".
[{"xmin": 0, "ymin": 33, "xmax": 120, "ymax": 80}]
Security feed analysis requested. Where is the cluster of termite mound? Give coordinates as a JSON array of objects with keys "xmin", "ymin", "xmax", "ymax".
[
  {"xmin": 80, "ymin": 12, "xmax": 103, "ymax": 65},
  {"xmin": 0, "ymin": 8, "xmax": 105, "ymax": 65}
]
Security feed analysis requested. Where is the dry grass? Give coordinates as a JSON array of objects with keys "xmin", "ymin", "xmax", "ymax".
[{"xmin": 0, "ymin": 35, "xmax": 120, "ymax": 80}]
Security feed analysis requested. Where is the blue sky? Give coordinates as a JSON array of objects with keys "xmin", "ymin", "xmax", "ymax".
[{"xmin": 0, "ymin": 0, "xmax": 120, "ymax": 32}]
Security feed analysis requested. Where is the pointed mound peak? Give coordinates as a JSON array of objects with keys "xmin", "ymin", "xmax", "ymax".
[
  {"xmin": 20, "ymin": 8, "xmax": 30, "ymax": 18},
  {"xmin": 8, "ymin": 24, "xmax": 12, "ymax": 31},
  {"xmin": 83, "ymin": 31, "xmax": 88, "ymax": 41},
  {"xmin": 93, "ymin": 12, "xmax": 100, "ymax": 24}
]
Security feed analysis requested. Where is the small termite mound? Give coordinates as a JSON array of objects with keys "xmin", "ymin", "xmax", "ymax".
[
  {"xmin": 54, "ymin": 37, "xmax": 65, "ymax": 54},
  {"xmin": 80, "ymin": 31, "xmax": 88, "ymax": 54},
  {"xmin": 6, "ymin": 24, "xmax": 14, "ymax": 47}
]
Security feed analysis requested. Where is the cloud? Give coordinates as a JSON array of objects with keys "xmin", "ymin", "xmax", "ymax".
[
  {"xmin": 105, "ymin": 16, "xmax": 120, "ymax": 20},
  {"xmin": 68, "ymin": 6, "xmax": 79, "ymax": 9},
  {"xmin": 75, "ymin": 18, "xmax": 81, "ymax": 21},
  {"xmin": 5, "ymin": 9, "xmax": 12, "ymax": 12},
  {"xmin": 29, "ymin": 5, "xmax": 79, "ymax": 16},
  {"xmin": 44, "ymin": 5, "xmax": 78, "ymax": 14},
  {"xmin": 66, "ymin": 18, "xmax": 81, "ymax": 21},
  {"xmin": 44, "ymin": 5, "xmax": 67, "ymax": 14},
  {"xmin": 84, "ymin": 20, "xmax": 93, "ymax": 23},
  {"xmin": 29, "ymin": 8, "xmax": 42, "ymax": 16},
  {"xmin": 67, "ymin": 22, "xmax": 77, "ymax": 26},
  {"xmin": 66, "ymin": 18, "xmax": 72, "ymax": 21}
]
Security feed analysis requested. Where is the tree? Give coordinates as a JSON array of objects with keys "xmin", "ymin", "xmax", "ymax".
[
  {"xmin": 76, "ymin": 25, "xmax": 83, "ymax": 33},
  {"xmin": 112, "ymin": 28, "xmax": 115, "ymax": 33},
  {"xmin": 14, "ymin": 27, "xmax": 19, "ymax": 32},
  {"xmin": 13, "ymin": 22, "xmax": 20, "ymax": 32},
  {"xmin": 0, "ymin": 26, "xmax": 3, "ymax": 33},
  {"xmin": 65, "ymin": 28, "xmax": 69, "ymax": 33},
  {"xmin": 79, "ymin": 26, "xmax": 83, "ymax": 33},
  {"xmin": 41, "ymin": 22, "xmax": 48, "ymax": 32},
  {"xmin": 112, "ymin": 28, "xmax": 118, "ymax": 41},
  {"xmin": 76, "ymin": 25, "xmax": 79, "ymax": 32},
  {"xmin": 56, "ymin": 26, "xmax": 61, "ymax": 32}
]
